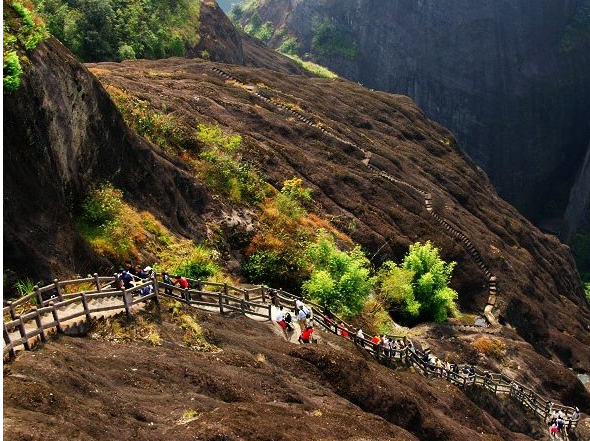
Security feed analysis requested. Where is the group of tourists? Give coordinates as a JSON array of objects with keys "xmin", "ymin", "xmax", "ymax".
[
  {"xmin": 274, "ymin": 299, "xmax": 315, "ymax": 344},
  {"xmin": 547, "ymin": 407, "xmax": 579, "ymax": 439},
  {"xmin": 115, "ymin": 260, "xmax": 191, "ymax": 296},
  {"xmin": 114, "ymin": 260, "xmax": 154, "ymax": 296}
]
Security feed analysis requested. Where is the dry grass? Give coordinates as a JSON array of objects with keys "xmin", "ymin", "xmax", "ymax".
[
  {"xmin": 472, "ymin": 336, "xmax": 506, "ymax": 360},
  {"xmin": 90, "ymin": 315, "xmax": 162, "ymax": 346}
]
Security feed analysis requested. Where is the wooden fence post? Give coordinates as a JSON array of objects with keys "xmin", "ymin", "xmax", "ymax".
[
  {"xmin": 122, "ymin": 289, "xmax": 131, "ymax": 318},
  {"xmin": 33, "ymin": 309, "xmax": 46, "ymax": 343},
  {"xmin": 268, "ymin": 304, "xmax": 272, "ymax": 321},
  {"xmin": 3, "ymin": 323, "xmax": 15, "ymax": 358},
  {"xmin": 223, "ymin": 284, "xmax": 229, "ymax": 305},
  {"xmin": 261, "ymin": 286, "xmax": 266, "ymax": 303},
  {"xmin": 244, "ymin": 290, "xmax": 250, "ymax": 302},
  {"xmin": 51, "ymin": 304, "xmax": 62, "ymax": 333},
  {"xmin": 184, "ymin": 288, "xmax": 190, "ymax": 303},
  {"xmin": 34, "ymin": 285, "xmax": 43, "ymax": 306},
  {"xmin": 151, "ymin": 276, "xmax": 160, "ymax": 305},
  {"xmin": 8, "ymin": 302, "xmax": 17, "ymax": 320},
  {"xmin": 218, "ymin": 291, "xmax": 224, "ymax": 314},
  {"xmin": 18, "ymin": 317, "xmax": 31, "ymax": 351},
  {"xmin": 93, "ymin": 273, "xmax": 102, "ymax": 292},
  {"xmin": 54, "ymin": 279, "xmax": 63, "ymax": 301},
  {"xmin": 196, "ymin": 280, "xmax": 203, "ymax": 291},
  {"xmin": 240, "ymin": 299, "xmax": 246, "ymax": 313},
  {"xmin": 81, "ymin": 293, "xmax": 92, "ymax": 322}
]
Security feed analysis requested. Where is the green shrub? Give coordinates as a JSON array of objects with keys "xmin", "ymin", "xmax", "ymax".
[
  {"xmin": 375, "ymin": 261, "xmax": 420, "ymax": 317},
  {"xmin": 3, "ymin": 2, "xmax": 48, "ymax": 92},
  {"xmin": 278, "ymin": 35, "xmax": 299, "ymax": 55},
  {"xmin": 3, "ymin": 51, "xmax": 22, "ymax": 91},
  {"xmin": 311, "ymin": 17, "xmax": 357, "ymax": 59},
  {"xmin": 302, "ymin": 231, "xmax": 374, "ymax": 316},
  {"xmin": 400, "ymin": 241, "xmax": 459, "ymax": 323},
  {"xmin": 241, "ymin": 250, "xmax": 282, "ymax": 285},
  {"xmin": 117, "ymin": 43, "xmax": 136, "ymax": 60},
  {"xmin": 82, "ymin": 183, "xmax": 124, "ymax": 228},
  {"xmin": 585, "ymin": 282, "xmax": 590, "ymax": 302},
  {"xmin": 196, "ymin": 123, "xmax": 267, "ymax": 204}
]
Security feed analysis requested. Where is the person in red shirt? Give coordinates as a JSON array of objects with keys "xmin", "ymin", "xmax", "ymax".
[
  {"xmin": 299, "ymin": 325, "xmax": 314, "ymax": 344},
  {"xmin": 339, "ymin": 322, "xmax": 350, "ymax": 339},
  {"xmin": 174, "ymin": 275, "xmax": 189, "ymax": 289}
]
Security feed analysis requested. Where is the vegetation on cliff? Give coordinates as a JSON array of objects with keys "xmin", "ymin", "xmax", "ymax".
[
  {"xmin": 3, "ymin": 0, "xmax": 48, "ymax": 92},
  {"xmin": 77, "ymin": 183, "xmax": 225, "ymax": 282},
  {"xmin": 32, "ymin": 0, "xmax": 200, "ymax": 61}
]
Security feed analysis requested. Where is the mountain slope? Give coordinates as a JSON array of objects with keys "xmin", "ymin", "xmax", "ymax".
[{"xmin": 87, "ymin": 56, "xmax": 590, "ymax": 376}]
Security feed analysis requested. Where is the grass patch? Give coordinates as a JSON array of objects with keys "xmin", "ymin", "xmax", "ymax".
[
  {"xmin": 195, "ymin": 123, "xmax": 269, "ymax": 204},
  {"xmin": 105, "ymin": 85, "xmax": 195, "ymax": 156},
  {"xmin": 284, "ymin": 54, "xmax": 338, "ymax": 79},
  {"xmin": 168, "ymin": 300, "xmax": 218, "ymax": 352},
  {"xmin": 90, "ymin": 314, "xmax": 162, "ymax": 346}
]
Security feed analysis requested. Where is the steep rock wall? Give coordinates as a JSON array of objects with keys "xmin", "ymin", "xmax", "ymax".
[
  {"xmin": 3, "ymin": 37, "xmax": 211, "ymax": 281},
  {"xmin": 244, "ymin": 0, "xmax": 590, "ymax": 231}
]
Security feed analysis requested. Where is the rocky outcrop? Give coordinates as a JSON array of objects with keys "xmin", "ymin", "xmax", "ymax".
[
  {"xmin": 241, "ymin": 0, "xmax": 590, "ymax": 232},
  {"xmin": 3, "ymin": 37, "xmax": 211, "ymax": 281}
]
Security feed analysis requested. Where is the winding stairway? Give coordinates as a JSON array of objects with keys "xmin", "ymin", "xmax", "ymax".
[
  {"xmin": 211, "ymin": 66, "xmax": 499, "ymax": 327},
  {"xmin": 2, "ymin": 275, "xmax": 580, "ymax": 435}
]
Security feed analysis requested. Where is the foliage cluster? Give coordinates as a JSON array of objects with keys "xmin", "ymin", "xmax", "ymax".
[
  {"xmin": 302, "ymin": 231, "xmax": 373, "ymax": 316},
  {"xmin": 3, "ymin": 1, "xmax": 48, "ymax": 91},
  {"xmin": 311, "ymin": 16, "xmax": 357, "ymax": 59},
  {"xmin": 277, "ymin": 35, "xmax": 299, "ymax": 56},
  {"xmin": 105, "ymin": 85, "xmax": 193, "ymax": 155},
  {"xmin": 196, "ymin": 123, "xmax": 268, "ymax": 204},
  {"xmin": 32, "ymin": 0, "xmax": 200, "ymax": 61},
  {"xmin": 242, "ymin": 179, "xmax": 352, "ymax": 291},
  {"xmin": 242, "ymin": 11, "xmax": 274, "ymax": 42},
  {"xmin": 77, "ymin": 183, "xmax": 221, "ymax": 281},
  {"xmin": 375, "ymin": 241, "xmax": 458, "ymax": 323},
  {"xmin": 472, "ymin": 336, "xmax": 506, "ymax": 360}
]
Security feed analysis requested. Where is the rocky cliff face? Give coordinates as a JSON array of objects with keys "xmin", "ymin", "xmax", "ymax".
[
  {"xmin": 241, "ymin": 0, "xmax": 590, "ymax": 233},
  {"xmin": 3, "ymin": 37, "xmax": 212, "ymax": 280},
  {"xmin": 563, "ymin": 142, "xmax": 590, "ymax": 243}
]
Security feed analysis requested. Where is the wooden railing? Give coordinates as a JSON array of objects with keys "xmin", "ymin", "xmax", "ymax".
[{"xmin": 2, "ymin": 273, "xmax": 581, "ymax": 431}]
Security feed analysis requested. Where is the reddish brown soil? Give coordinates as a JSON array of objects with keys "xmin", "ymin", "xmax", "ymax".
[
  {"xmin": 85, "ymin": 56, "xmax": 590, "ymax": 402},
  {"xmin": 4, "ymin": 305, "xmax": 543, "ymax": 441}
]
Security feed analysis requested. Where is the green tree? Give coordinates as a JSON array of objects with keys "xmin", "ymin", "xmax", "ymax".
[
  {"xmin": 302, "ymin": 231, "xmax": 374, "ymax": 316},
  {"xmin": 400, "ymin": 241, "xmax": 459, "ymax": 322},
  {"xmin": 374, "ymin": 261, "xmax": 420, "ymax": 317}
]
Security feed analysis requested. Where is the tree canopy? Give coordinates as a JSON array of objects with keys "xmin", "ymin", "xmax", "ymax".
[{"xmin": 33, "ymin": 0, "xmax": 201, "ymax": 61}]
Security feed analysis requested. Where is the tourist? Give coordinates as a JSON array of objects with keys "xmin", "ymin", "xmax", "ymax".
[
  {"xmin": 162, "ymin": 272, "xmax": 173, "ymax": 295},
  {"xmin": 549, "ymin": 423, "xmax": 559, "ymax": 439},
  {"xmin": 299, "ymin": 325, "xmax": 314, "ymax": 344},
  {"xmin": 124, "ymin": 259, "xmax": 136, "ymax": 275},
  {"xmin": 134, "ymin": 265, "xmax": 148, "ymax": 280},
  {"xmin": 174, "ymin": 275, "xmax": 189, "ymax": 289},
  {"xmin": 356, "ymin": 329, "xmax": 365, "ymax": 347},
  {"xmin": 276, "ymin": 305, "xmax": 293, "ymax": 332},
  {"xmin": 297, "ymin": 305, "xmax": 308, "ymax": 330},
  {"xmin": 339, "ymin": 322, "xmax": 350, "ymax": 339},
  {"xmin": 118, "ymin": 269, "xmax": 134, "ymax": 290}
]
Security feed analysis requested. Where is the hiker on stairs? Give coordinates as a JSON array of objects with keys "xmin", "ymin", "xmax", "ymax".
[
  {"xmin": 298, "ymin": 325, "xmax": 315, "ymax": 344},
  {"xmin": 275, "ymin": 305, "xmax": 294, "ymax": 334}
]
